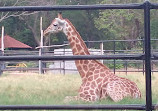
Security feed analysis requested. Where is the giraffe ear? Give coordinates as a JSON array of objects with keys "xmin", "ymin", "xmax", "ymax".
[{"xmin": 58, "ymin": 13, "xmax": 63, "ymax": 19}]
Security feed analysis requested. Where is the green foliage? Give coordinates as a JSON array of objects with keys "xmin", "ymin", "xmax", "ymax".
[
  {"xmin": 0, "ymin": 17, "xmax": 15, "ymax": 35},
  {"xmin": 151, "ymin": 18, "xmax": 158, "ymax": 49},
  {"xmin": 25, "ymin": 62, "xmax": 38, "ymax": 68},
  {"xmin": 0, "ymin": 17, "xmax": 36, "ymax": 47},
  {"xmin": 94, "ymin": 0, "xmax": 147, "ymax": 50},
  {"xmin": 15, "ymin": 29, "xmax": 35, "ymax": 47},
  {"xmin": 151, "ymin": 19, "xmax": 158, "ymax": 39},
  {"xmin": 106, "ymin": 63, "xmax": 124, "ymax": 69},
  {"xmin": 0, "ymin": 0, "xmax": 158, "ymax": 51},
  {"xmin": 95, "ymin": 11, "xmax": 143, "ymax": 49},
  {"xmin": 127, "ymin": 63, "xmax": 143, "ymax": 69}
]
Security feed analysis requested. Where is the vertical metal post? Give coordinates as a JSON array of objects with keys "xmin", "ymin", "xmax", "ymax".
[
  {"xmin": 100, "ymin": 42, "xmax": 104, "ymax": 64},
  {"xmin": 125, "ymin": 60, "xmax": 127, "ymax": 75},
  {"xmin": 143, "ymin": 38, "xmax": 145, "ymax": 75},
  {"xmin": 63, "ymin": 47, "xmax": 66, "ymax": 75},
  {"xmin": 113, "ymin": 40, "xmax": 116, "ymax": 74},
  {"xmin": 144, "ymin": 1, "xmax": 152, "ymax": 111},
  {"xmin": 63, "ymin": 41, "xmax": 67, "ymax": 75},
  {"xmin": 140, "ymin": 38, "xmax": 145, "ymax": 75}
]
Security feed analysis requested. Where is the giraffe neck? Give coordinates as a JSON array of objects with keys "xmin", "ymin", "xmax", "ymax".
[
  {"xmin": 63, "ymin": 19, "xmax": 110, "ymax": 81},
  {"xmin": 63, "ymin": 19, "xmax": 90, "ymax": 55}
]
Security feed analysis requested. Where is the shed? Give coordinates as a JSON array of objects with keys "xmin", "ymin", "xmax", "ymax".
[{"xmin": 0, "ymin": 35, "xmax": 32, "ymax": 49}]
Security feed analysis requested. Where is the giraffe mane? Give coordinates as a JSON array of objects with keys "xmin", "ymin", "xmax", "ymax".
[
  {"xmin": 65, "ymin": 19, "xmax": 90, "ymax": 55},
  {"xmin": 65, "ymin": 18, "xmax": 110, "ymax": 71},
  {"xmin": 95, "ymin": 60, "xmax": 110, "ymax": 70}
]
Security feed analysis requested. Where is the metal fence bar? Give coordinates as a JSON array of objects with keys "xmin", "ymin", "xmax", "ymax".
[
  {"xmin": 64, "ymin": 39, "xmax": 144, "ymax": 44},
  {"xmin": 0, "ymin": 104, "xmax": 146, "ymax": 110},
  {"xmin": 0, "ymin": 4, "xmax": 144, "ymax": 12},
  {"xmin": 151, "ymin": 3, "xmax": 158, "ymax": 9},
  {"xmin": 152, "ymin": 54, "xmax": 158, "ymax": 59},
  {"xmin": 144, "ymin": 1, "xmax": 152, "ymax": 111},
  {"xmin": 4, "ymin": 68, "xmax": 158, "ymax": 73},
  {"xmin": 0, "ymin": 104, "xmax": 156, "ymax": 110},
  {"xmin": 0, "ymin": 54, "xmax": 144, "ymax": 61}
]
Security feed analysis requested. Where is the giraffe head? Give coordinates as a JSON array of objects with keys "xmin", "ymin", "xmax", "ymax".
[{"xmin": 44, "ymin": 13, "xmax": 66, "ymax": 36}]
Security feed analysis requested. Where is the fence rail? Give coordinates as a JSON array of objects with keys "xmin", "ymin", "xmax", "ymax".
[
  {"xmin": 0, "ymin": 54, "xmax": 144, "ymax": 61},
  {"xmin": 0, "ymin": 104, "xmax": 146, "ymax": 110},
  {"xmin": 0, "ymin": 4, "xmax": 144, "ymax": 12}
]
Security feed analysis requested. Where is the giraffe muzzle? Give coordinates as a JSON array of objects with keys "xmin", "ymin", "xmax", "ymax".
[{"xmin": 43, "ymin": 30, "xmax": 49, "ymax": 37}]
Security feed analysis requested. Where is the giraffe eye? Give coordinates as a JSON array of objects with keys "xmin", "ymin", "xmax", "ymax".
[{"xmin": 53, "ymin": 24, "xmax": 57, "ymax": 26}]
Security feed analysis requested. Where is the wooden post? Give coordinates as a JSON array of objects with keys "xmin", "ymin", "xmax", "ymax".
[
  {"xmin": 0, "ymin": 26, "xmax": 5, "ymax": 75},
  {"xmin": 39, "ymin": 17, "xmax": 44, "ymax": 74},
  {"xmin": 100, "ymin": 42, "xmax": 104, "ymax": 64},
  {"xmin": 1, "ymin": 26, "xmax": 4, "ymax": 53}
]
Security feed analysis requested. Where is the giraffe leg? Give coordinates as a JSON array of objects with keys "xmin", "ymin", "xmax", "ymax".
[
  {"xmin": 64, "ymin": 93, "xmax": 98, "ymax": 102},
  {"xmin": 100, "ymin": 87, "xmax": 108, "ymax": 100},
  {"xmin": 78, "ymin": 91, "xmax": 99, "ymax": 102},
  {"xmin": 77, "ymin": 82, "xmax": 100, "ymax": 102},
  {"xmin": 64, "ymin": 82, "xmax": 99, "ymax": 102}
]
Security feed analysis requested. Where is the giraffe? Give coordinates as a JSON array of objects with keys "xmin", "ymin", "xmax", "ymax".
[{"xmin": 44, "ymin": 13, "xmax": 141, "ymax": 102}]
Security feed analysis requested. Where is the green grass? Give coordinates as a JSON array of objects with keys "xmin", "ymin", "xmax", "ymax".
[
  {"xmin": 0, "ymin": 72, "xmax": 158, "ymax": 111},
  {"xmin": 0, "ymin": 73, "xmax": 81, "ymax": 105}
]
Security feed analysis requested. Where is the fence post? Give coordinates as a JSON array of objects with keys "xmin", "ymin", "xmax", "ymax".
[
  {"xmin": 0, "ymin": 50, "xmax": 4, "ymax": 75},
  {"xmin": 113, "ymin": 40, "xmax": 116, "ymax": 74},
  {"xmin": 144, "ymin": 1, "xmax": 152, "ymax": 111},
  {"xmin": 0, "ymin": 26, "xmax": 5, "ymax": 75},
  {"xmin": 100, "ymin": 42, "xmax": 104, "ymax": 64},
  {"xmin": 39, "ymin": 17, "xmax": 44, "ymax": 74}
]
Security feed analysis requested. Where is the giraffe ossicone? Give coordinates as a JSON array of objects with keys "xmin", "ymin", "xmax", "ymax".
[{"xmin": 44, "ymin": 13, "xmax": 141, "ymax": 102}]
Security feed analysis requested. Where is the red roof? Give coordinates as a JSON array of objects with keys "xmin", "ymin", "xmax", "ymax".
[{"xmin": 0, "ymin": 35, "xmax": 32, "ymax": 49}]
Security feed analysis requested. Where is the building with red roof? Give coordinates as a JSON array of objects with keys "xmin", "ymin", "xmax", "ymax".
[{"xmin": 0, "ymin": 35, "xmax": 32, "ymax": 49}]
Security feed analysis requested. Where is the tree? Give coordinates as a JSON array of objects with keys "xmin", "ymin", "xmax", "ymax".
[
  {"xmin": 0, "ymin": 0, "xmax": 41, "ymax": 47},
  {"xmin": 94, "ymin": 0, "xmax": 145, "ymax": 50},
  {"xmin": 18, "ymin": 0, "xmax": 57, "ymax": 47},
  {"xmin": 55, "ymin": 0, "xmax": 105, "ymax": 48},
  {"xmin": 0, "ymin": 0, "xmax": 37, "ymax": 23},
  {"xmin": 0, "ymin": 0, "xmax": 57, "ymax": 47}
]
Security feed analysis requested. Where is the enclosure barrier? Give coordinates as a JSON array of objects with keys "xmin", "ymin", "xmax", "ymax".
[
  {"xmin": 0, "ymin": 54, "xmax": 144, "ymax": 61},
  {"xmin": 0, "ymin": 105, "xmax": 147, "ymax": 110},
  {"xmin": 0, "ymin": 1, "xmax": 157, "ymax": 111},
  {"xmin": 3, "ymin": 39, "xmax": 158, "ymax": 73}
]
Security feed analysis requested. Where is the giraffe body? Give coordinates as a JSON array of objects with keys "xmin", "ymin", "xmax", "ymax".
[{"xmin": 44, "ymin": 14, "xmax": 141, "ymax": 102}]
